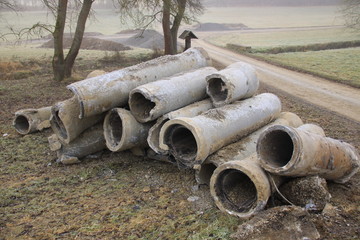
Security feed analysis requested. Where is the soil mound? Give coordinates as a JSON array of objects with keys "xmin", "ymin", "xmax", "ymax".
[
  {"xmin": 123, "ymin": 29, "xmax": 164, "ymax": 49},
  {"xmin": 40, "ymin": 37, "xmax": 131, "ymax": 51},
  {"xmin": 194, "ymin": 22, "xmax": 248, "ymax": 31}
]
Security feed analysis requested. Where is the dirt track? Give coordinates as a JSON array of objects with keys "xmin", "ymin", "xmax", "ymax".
[{"xmin": 192, "ymin": 39, "xmax": 360, "ymax": 123}]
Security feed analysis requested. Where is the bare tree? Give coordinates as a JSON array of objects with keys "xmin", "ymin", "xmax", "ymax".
[
  {"xmin": 342, "ymin": 0, "xmax": 360, "ymax": 30},
  {"xmin": 117, "ymin": 0, "xmax": 204, "ymax": 55},
  {"xmin": 8, "ymin": 0, "xmax": 94, "ymax": 81}
]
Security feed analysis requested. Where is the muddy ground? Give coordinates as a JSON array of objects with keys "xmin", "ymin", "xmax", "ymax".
[{"xmin": 0, "ymin": 58, "xmax": 359, "ymax": 239}]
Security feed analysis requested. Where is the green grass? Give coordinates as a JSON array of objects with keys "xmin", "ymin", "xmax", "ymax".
[
  {"xmin": 208, "ymin": 28, "xmax": 360, "ymax": 49},
  {"xmin": 253, "ymin": 47, "xmax": 360, "ymax": 88}
]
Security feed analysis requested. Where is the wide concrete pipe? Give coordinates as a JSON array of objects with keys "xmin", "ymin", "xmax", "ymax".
[
  {"xmin": 48, "ymin": 123, "xmax": 106, "ymax": 165},
  {"xmin": 50, "ymin": 96, "xmax": 104, "ymax": 144},
  {"xmin": 103, "ymin": 108, "xmax": 153, "ymax": 152},
  {"xmin": 206, "ymin": 62, "xmax": 259, "ymax": 108},
  {"xmin": 195, "ymin": 112, "xmax": 303, "ymax": 185},
  {"xmin": 129, "ymin": 67, "xmax": 217, "ymax": 123},
  {"xmin": 160, "ymin": 93, "xmax": 282, "ymax": 168},
  {"xmin": 13, "ymin": 106, "xmax": 52, "ymax": 135},
  {"xmin": 148, "ymin": 99, "xmax": 214, "ymax": 154},
  {"xmin": 257, "ymin": 124, "xmax": 360, "ymax": 183},
  {"xmin": 67, "ymin": 47, "xmax": 212, "ymax": 119},
  {"xmin": 210, "ymin": 154, "xmax": 283, "ymax": 218}
]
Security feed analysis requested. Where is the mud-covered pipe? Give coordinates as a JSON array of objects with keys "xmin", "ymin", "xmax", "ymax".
[
  {"xmin": 13, "ymin": 106, "xmax": 52, "ymax": 135},
  {"xmin": 129, "ymin": 67, "xmax": 217, "ymax": 123},
  {"xmin": 103, "ymin": 108, "xmax": 153, "ymax": 152},
  {"xmin": 210, "ymin": 154, "xmax": 283, "ymax": 218},
  {"xmin": 160, "ymin": 93, "xmax": 281, "ymax": 168},
  {"xmin": 257, "ymin": 124, "xmax": 360, "ymax": 183},
  {"xmin": 148, "ymin": 99, "xmax": 214, "ymax": 155},
  {"xmin": 50, "ymin": 97, "xmax": 104, "ymax": 144},
  {"xmin": 67, "ymin": 47, "xmax": 212, "ymax": 119},
  {"xmin": 195, "ymin": 112, "xmax": 303, "ymax": 185},
  {"xmin": 206, "ymin": 62, "xmax": 259, "ymax": 107},
  {"xmin": 48, "ymin": 123, "xmax": 106, "ymax": 165}
]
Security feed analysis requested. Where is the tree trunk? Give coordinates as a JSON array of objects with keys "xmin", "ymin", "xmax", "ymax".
[
  {"xmin": 52, "ymin": 0, "xmax": 67, "ymax": 81},
  {"xmin": 170, "ymin": 0, "xmax": 186, "ymax": 54},
  {"xmin": 64, "ymin": 0, "xmax": 93, "ymax": 78},
  {"xmin": 162, "ymin": 0, "xmax": 173, "ymax": 55}
]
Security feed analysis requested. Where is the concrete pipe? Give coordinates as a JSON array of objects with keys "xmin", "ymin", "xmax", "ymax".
[
  {"xmin": 67, "ymin": 47, "xmax": 212, "ymax": 119},
  {"xmin": 129, "ymin": 67, "xmax": 217, "ymax": 123},
  {"xmin": 50, "ymin": 97, "xmax": 104, "ymax": 144},
  {"xmin": 195, "ymin": 112, "xmax": 303, "ymax": 185},
  {"xmin": 48, "ymin": 123, "xmax": 106, "ymax": 165},
  {"xmin": 257, "ymin": 124, "xmax": 360, "ymax": 183},
  {"xmin": 210, "ymin": 154, "xmax": 282, "ymax": 218},
  {"xmin": 13, "ymin": 106, "xmax": 52, "ymax": 135},
  {"xmin": 148, "ymin": 99, "xmax": 214, "ymax": 155},
  {"xmin": 206, "ymin": 62, "xmax": 259, "ymax": 107},
  {"xmin": 160, "ymin": 93, "xmax": 282, "ymax": 168},
  {"xmin": 103, "ymin": 108, "xmax": 153, "ymax": 152}
]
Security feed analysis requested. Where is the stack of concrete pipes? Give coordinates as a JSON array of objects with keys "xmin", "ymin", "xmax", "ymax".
[{"xmin": 13, "ymin": 47, "xmax": 360, "ymax": 218}]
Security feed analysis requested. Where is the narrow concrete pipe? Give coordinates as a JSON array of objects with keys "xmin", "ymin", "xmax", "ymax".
[
  {"xmin": 148, "ymin": 99, "xmax": 214, "ymax": 155},
  {"xmin": 13, "ymin": 106, "xmax": 52, "ymax": 135},
  {"xmin": 129, "ymin": 67, "xmax": 217, "ymax": 123},
  {"xmin": 160, "ymin": 93, "xmax": 282, "ymax": 168},
  {"xmin": 206, "ymin": 62, "xmax": 259, "ymax": 107},
  {"xmin": 257, "ymin": 124, "xmax": 360, "ymax": 183},
  {"xmin": 210, "ymin": 154, "xmax": 283, "ymax": 218},
  {"xmin": 50, "ymin": 96, "xmax": 104, "ymax": 144},
  {"xmin": 48, "ymin": 123, "xmax": 106, "ymax": 165},
  {"xmin": 67, "ymin": 47, "xmax": 212, "ymax": 119},
  {"xmin": 103, "ymin": 108, "xmax": 153, "ymax": 152},
  {"xmin": 195, "ymin": 112, "xmax": 303, "ymax": 185}
]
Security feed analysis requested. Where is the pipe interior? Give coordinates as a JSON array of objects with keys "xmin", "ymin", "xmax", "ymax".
[
  {"xmin": 198, "ymin": 163, "xmax": 217, "ymax": 185},
  {"xmin": 53, "ymin": 110, "xmax": 68, "ymax": 139},
  {"xmin": 108, "ymin": 111, "xmax": 123, "ymax": 145},
  {"xmin": 207, "ymin": 77, "xmax": 228, "ymax": 102},
  {"xmin": 167, "ymin": 125, "xmax": 197, "ymax": 161},
  {"xmin": 215, "ymin": 169, "xmax": 257, "ymax": 213},
  {"xmin": 258, "ymin": 129, "xmax": 294, "ymax": 168},
  {"xmin": 14, "ymin": 115, "xmax": 30, "ymax": 133},
  {"xmin": 130, "ymin": 92, "xmax": 156, "ymax": 120}
]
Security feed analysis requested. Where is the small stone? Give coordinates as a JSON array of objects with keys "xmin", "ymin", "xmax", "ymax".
[
  {"xmin": 191, "ymin": 185, "xmax": 200, "ymax": 192},
  {"xmin": 187, "ymin": 196, "xmax": 200, "ymax": 202},
  {"xmin": 143, "ymin": 186, "xmax": 151, "ymax": 193}
]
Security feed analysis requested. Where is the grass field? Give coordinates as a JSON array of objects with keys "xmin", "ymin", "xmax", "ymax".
[{"xmin": 253, "ymin": 47, "xmax": 360, "ymax": 88}]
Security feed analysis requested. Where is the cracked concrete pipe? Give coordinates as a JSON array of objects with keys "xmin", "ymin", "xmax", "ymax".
[
  {"xmin": 50, "ymin": 96, "xmax": 105, "ymax": 144},
  {"xmin": 129, "ymin": 67, "xmax": 217, "ymax": 123},
  {"xmin": 206, "ymin": 62, "xmax": 259, "ymax": 107},
  {"xmin": 195, "ymin": 112, "xmax": 303, "ymax": 185},
  {"xmin": 210, "ymin": 154, "xmax": 283, "ymax": 218},
  {"xmin": 103, "ymin": 108, "xmax": 153, "ymax": 152},
  {"xmin": 48, "ymin": 123, "xmax": 106, "ymax": 165},
  {"xmin": 13, "ymin": 106, "xmax": 52, "ymax": 135},
  {"xmin": 67, "ymin": 47, "xmax": 211, "ymax": 119},
  {"xmin": 257, "ymin": 124, "xmax": 360, "ymax": 183},
  {"xmin": 148, "ymin": 99, "xmax": 214, "ymax": 154},
  {"xmin": 160, "ymin": 93, "xmax": 281, "ymax": 168}
]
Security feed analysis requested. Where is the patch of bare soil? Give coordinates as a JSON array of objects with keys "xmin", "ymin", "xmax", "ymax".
[
  {"xmin": 41, "ymin": 37, "xmax": 131, "ymax": 51},
  {"xmin": 0, "ymin": 59, "xmax": 359, "ymax": 239}
]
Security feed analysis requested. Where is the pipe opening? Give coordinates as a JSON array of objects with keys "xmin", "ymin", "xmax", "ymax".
[
  {"xmin": 207, "ymin": 78, "xmax": 228, "ymax": 102},
  {"xmin": 52, "ymin": 110, "xmax": 68, "ymax": 140},
  {"xmin": 14, "ymin": 115, "xmax": 30, "ymax": 134},
  {"xmin": 166, "ymin": 125, "xmax": 197, "ymax": 162},
  {"xmin": 198, "ymin": 163, "xmax": 217, "ymax": 185},
  {"xmin": 108, "ymin": 111, "xmax": 123, "ymax": 146},
  {"xmin": 215, "ymin": 169, "xmax": 257, "ymax": 213},
  {"xmin": 258, "ymin": 129, "xmax": 294, "ymax": 168},
  {"xmin": 130, "ymin": 92, "xmax": 156, "ymax": 120}
]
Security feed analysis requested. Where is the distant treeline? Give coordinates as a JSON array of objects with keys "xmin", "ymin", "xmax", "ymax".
[{"xmin": 203, "ymin": 0, "xmax": 343, "ymax": 7}]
